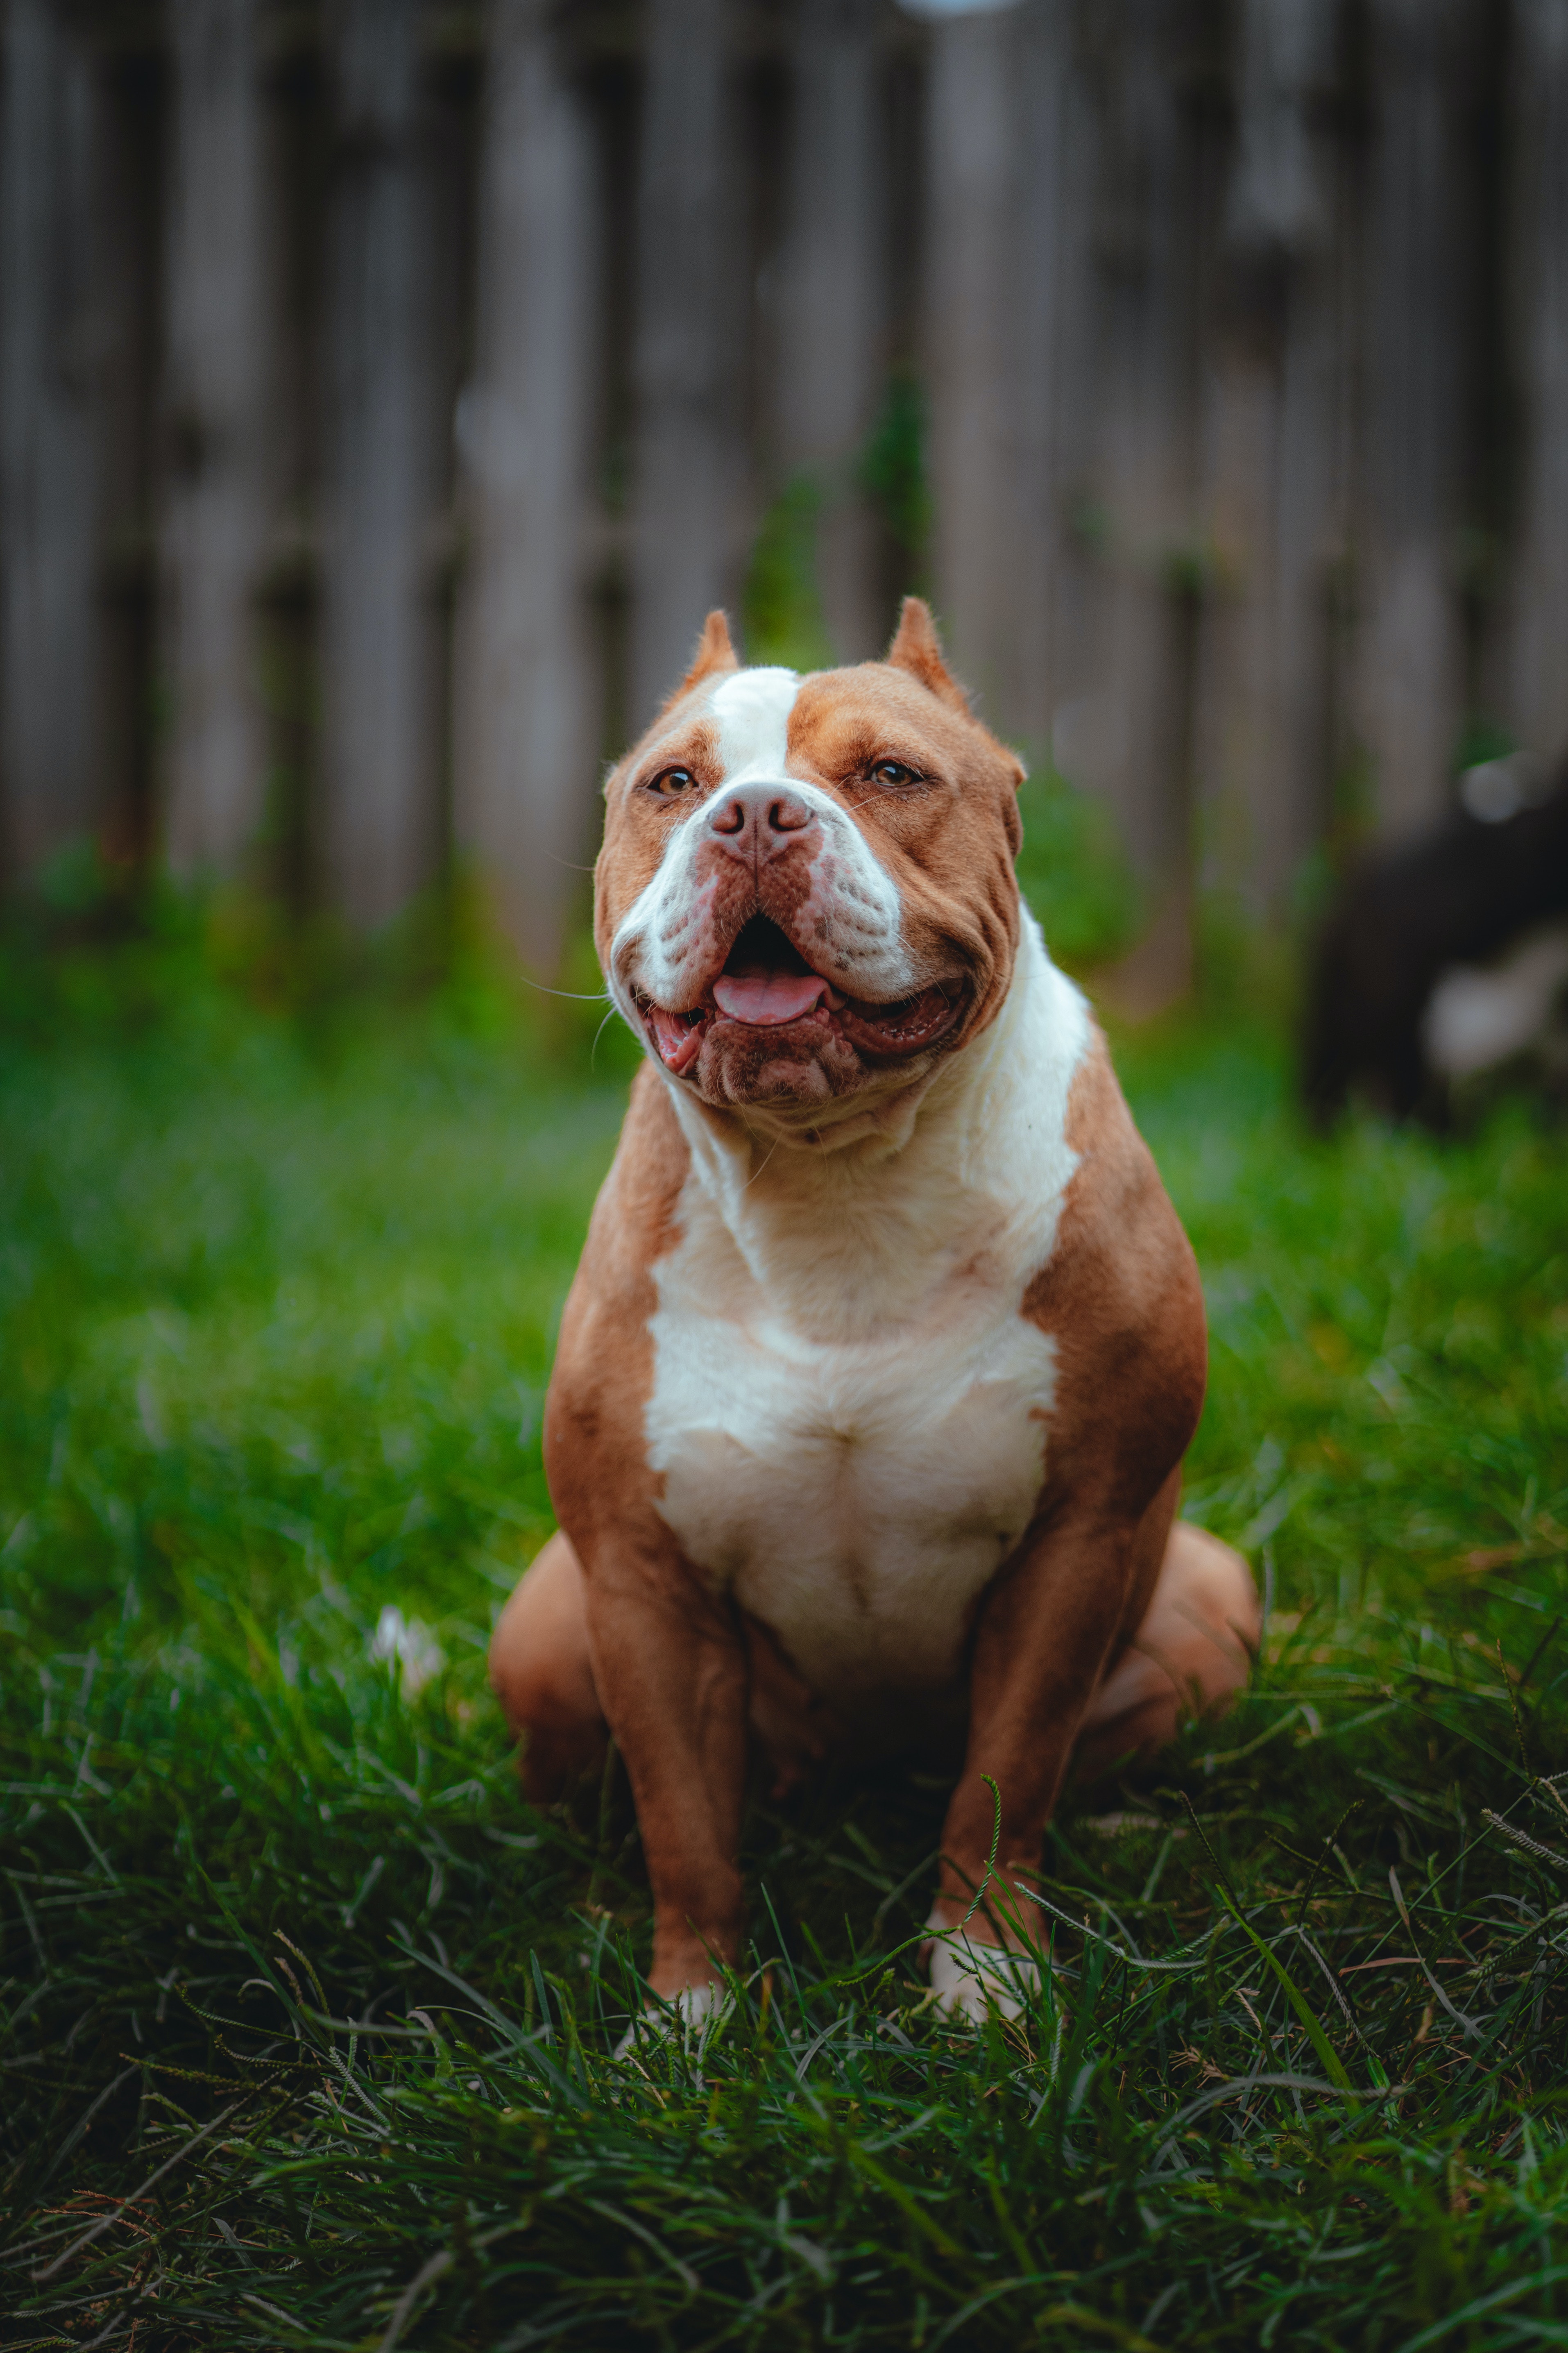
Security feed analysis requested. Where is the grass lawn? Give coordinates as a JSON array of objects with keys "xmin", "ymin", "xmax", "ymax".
[{"xmin": 3, "ymin": 937, "xmax": 1568, "ymax": 2349}]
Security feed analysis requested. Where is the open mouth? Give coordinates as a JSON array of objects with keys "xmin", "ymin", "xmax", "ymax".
[{"xmin": 637, "ymin": 915, "xmax": 963, "ymax": 1076}]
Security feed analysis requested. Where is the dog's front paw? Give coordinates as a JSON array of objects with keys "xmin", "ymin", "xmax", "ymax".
[
  {"xmin": 614, "ymin": 1981, "xmax": 730, "ymax": 2060},
  {"xmin": 925, "ymin": 1916, "xmax": 1038, "ymax": 2024}
]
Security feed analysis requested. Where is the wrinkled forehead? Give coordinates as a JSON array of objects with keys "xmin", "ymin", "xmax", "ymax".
[{"xmin": 624, "ymin": 663, "xmax": 975, "ymax": 783}]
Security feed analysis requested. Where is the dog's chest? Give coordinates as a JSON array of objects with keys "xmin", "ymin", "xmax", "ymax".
[
  {"xmin": 644, "ymin": 1198, "xmax": 1060, "ymax": 1702},
  {"xmin": 639, "ymin": 920, "xmax": 1090, "ymax": 1702}
]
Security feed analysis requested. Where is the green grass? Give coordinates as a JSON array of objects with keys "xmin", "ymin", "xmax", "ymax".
[{"xmin": 4, "ymin": 942, "xmax": 1568, "ymax": 2350}]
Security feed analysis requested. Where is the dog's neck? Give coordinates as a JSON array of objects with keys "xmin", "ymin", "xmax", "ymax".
[{"xmin": 657, "ymin": 913, "xmax": 1090, "ymax": 1335}]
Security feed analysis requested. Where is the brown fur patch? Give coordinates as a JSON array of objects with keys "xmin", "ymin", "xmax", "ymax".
[
  {"xmin": 1023, "ymin": 1035, "xmax": 1208, "ymax": 1544},
  {"xmin": 784, "ymin": 665, "xmax": 1022, "ymax": 1036},
  {"xmin": 931, "ymin": 1032, "xmax": 1207, "ymax": 1924},
  {"xmin": 543, "ymin": 1071, "xmax": 752, "ymax": 1992}
]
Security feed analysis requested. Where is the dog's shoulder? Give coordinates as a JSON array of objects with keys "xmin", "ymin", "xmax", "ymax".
[
  {"xmin": 1024, "ymin": 1028, "xmax": 1206, "ymax": 1493},
  {"xmin": 548, "ymin": 1069, "xmax": 687, "ymax": 1414},
  {"xmin": 544, "ymin": 1068, "xmax": 692, "ymax": 1552},
  {"xmin": 583, "ymin": 1065, "xmax": 691, "ymax": 1281}
]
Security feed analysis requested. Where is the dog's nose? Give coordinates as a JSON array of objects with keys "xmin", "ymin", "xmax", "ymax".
[{"xmin": 708, "ymin": 781, "xmax": 816, "ymax": 853}]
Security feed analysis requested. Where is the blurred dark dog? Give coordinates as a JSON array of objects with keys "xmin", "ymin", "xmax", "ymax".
[{"xmin": 1303, "ymin": 757, "xmax": 1568, "ymax": 1127}]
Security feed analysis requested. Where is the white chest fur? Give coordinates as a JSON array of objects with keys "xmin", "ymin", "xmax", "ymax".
[{"xmin": 644, "ymin": 918, "xmax": 1090, "ymax": 1705}]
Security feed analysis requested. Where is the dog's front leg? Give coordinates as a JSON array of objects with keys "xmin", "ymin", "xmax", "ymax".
[
  {"xmin": 929, "ymin": 1473, "xmax": 1179, "ymax": 2008},
  {"xmin": 584, "ymin": 1543, "xmax": 750, "ymax": 2000}
]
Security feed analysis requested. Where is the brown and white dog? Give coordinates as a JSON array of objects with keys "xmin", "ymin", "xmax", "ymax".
[{"xmin": 491, "ymin": 601, "xmax": 1258, "ymax": 2022}]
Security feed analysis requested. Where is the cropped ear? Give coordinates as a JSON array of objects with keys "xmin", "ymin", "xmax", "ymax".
[
  {"xmin": 884, "ymin": 597, "xmax": 970, "ymax": 713},
  {"xmin": 1004, "ymin": 751, "xmax": 1025, "ymax": 851},
  {"xmin": 663, "ymin": 609, "xmax": 739, "ymax": 710}
]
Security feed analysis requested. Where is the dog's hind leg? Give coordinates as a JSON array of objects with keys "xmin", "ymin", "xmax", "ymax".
[
  {"xmin": 1073, "ymin": 1523, "xmax": 1259, "ymax": 1779},
  {"xmin": 489, "ymin": 1529, "xmax": 610, "ymax": 1802}
]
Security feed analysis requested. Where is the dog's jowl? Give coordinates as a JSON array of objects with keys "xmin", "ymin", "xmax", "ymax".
[{"xmin": 491, "ymin": 600, "xmax": 1259, "ymax": 2022}]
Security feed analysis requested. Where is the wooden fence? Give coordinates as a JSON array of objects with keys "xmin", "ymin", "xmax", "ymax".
[{"xmin": 2, "ymin": 0, "xmax": 1565, "ymax": 977}]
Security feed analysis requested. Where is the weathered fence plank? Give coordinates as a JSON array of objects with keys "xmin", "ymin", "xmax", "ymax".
[
  {"xmin": 629, "ymin": 0, "xmax": 739, "ymax": 726},
  {"xmin": 0, "ymin": 0, "xmax": 100, "ymax": 879},
  {"xmin": 452, "ymin": 0, "xmax": 599, "ymax": 972},
  {"xmin": 1004, "ymin": 0, "xmax": 1074, "ymax": 754},
  {"xmin": 773, "ymin": 0, "xmax": 884, "ymax": 663},
  {"xmin": 1507, "ymin": 0, "xmax": 1568, "ymax": 768},
  {"xmin": 321, "ymin": 0, "xmax": 440, "ymax": 926},
  {"xmin": 162, "ymin": 0, "xmax": 268, "ymax": 877},
  {"xmin": 1075, "ymin": 0, "xmax": 1208, "ymax": 974},
  {"xmin": 923, "ymin": 2, "xmax": 1022, "ymax": 725},
  {"xmin": 1194, "ymin": 0, "xmax": 1341, "ymax": 910},
  {"xmin": 1353, "ymin": 0, "xmax": 1468, "ymax": 839},
  {"xmin": 1040, "ymin": 14, "xmax": 1110, "ymax": 785}
]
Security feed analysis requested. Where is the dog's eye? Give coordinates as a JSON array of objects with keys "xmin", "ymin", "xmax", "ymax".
[
  {"xmin": 648, "ymin": 767, "xmax": 696, "ymax": 799},
  {"xmin": 870, "ymin": 758, "xmax": 915, "ymax": 788}
]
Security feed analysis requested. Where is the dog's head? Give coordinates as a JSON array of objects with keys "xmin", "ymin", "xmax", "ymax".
[{"xmin": 597, "ymin": 600, "xmax": 1025, "ymax": 1117}]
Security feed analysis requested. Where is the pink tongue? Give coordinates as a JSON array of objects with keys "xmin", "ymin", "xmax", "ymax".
[{"xmin": 712, "ymin": 970, "xmax": 829, "ymax": 1026}]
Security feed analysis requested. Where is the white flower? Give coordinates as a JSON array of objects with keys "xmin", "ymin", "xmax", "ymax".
[{"xmin": 368, "ymin": 1605, "xmax": 444, "ymax": 1698}]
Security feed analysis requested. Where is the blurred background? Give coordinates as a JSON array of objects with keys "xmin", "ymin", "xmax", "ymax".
[{"xmin": 1, "ymin": 0, "xmax": 1565, "ymax": 998}]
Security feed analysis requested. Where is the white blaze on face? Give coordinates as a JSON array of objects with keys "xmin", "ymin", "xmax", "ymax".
[
  {"xmin": 709, "ymin": 665, "xmax": 798, "ymax": 777},
  {"xmin": 608, "ymin": 665, "xmax": 915, "ymax": 1021}
]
